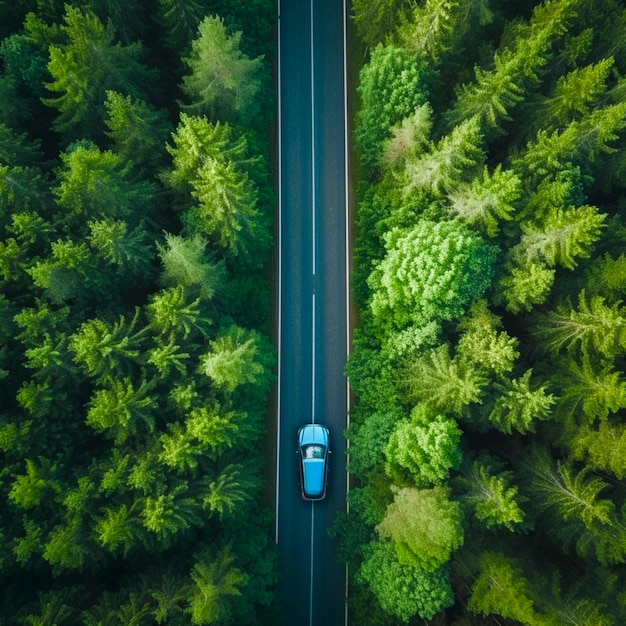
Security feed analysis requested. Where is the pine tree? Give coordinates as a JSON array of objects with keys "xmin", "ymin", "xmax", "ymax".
[
  {"xmin": 104, "ymin": 91, "xmax": 172, "ymax": 174},
  {"xmin": 43, "ymin": 6, "xmax": 156, "ymax": 139},
  {"xmin": 445, "ymin": 0, "xmax": 579, "ymax": 133},
  {"xmin": 86, "ymin": 377, "xmax": 156, "ymax": 444},
  {"xmin": 187, "ymin": 545, "xmax": 247, "ymax": 626},
  {"xmin": 497, "ymin": 260, "xmax": 555, "ymax": 314},
  {"xmin": 446, "ymin": 164, "xmax": 521, "ymax": 236},
  {"xmin": 512, "ymin": 205, "xmax": 606, "ymax": 270},
  {"xmin": 460, "ymin": 460, "xmax": 526, "ymax": 531},
  {"xmin": 526, "ymin": 446, "xmax": 614, "ymax": 529},
  {"xmin": 157, "ymin": 234, "xmax": 225, "ymax": 300},
  {"xmin": 403, "ymin": 116, "xmax": 484, "ymax": 195},
  {"xmin": 538, "ymin": 58, "xmax": 614, "ymax": 129},
  {"xmin": 531, "ymin": 291, "xmax": 626, "ymax": 359},
  {"xmin": 401, "ymin": 344, "xmax": 487, "ymax": 416},
  {"xmin": 556, "ymin": 354, "xmax": 626, "ymax": 422},
  {"xmin": 181, "ymin": 15, "xmax": 264, "ymax": 123},
  {"xmin": 355, "ymin": 43, "xmax": 429, "ymax": 173},
  {"xmin": 70, "ymin": 310, "xmax": 147, "ymax": 380},
  {"xmin": 468, "ymin": 552, "xmax": 546, "ymax": 625},
  {"xmin": 200, "ymin": 325, "xmax": 267, "ymax": 393},
  {"xmin": 487, "ymin": 370, "xmax": 555, "ymax": 434}
]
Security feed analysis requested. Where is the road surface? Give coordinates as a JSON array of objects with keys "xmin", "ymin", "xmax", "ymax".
[{"xmin": 276, "ymin": 0, "xmax": 349, "ymax": 624}]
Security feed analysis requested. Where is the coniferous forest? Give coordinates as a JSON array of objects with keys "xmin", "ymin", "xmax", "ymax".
[
  {"xmin": 337, "ymin": 0, "xmax": 626, "ymax": 624},
  {"xmin": 0, "ymin": 1, "xmax": 277, "ymax": 624}
]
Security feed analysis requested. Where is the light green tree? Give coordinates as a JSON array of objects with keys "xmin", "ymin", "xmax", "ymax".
[
  {"xmin": 469, "ymin": 552, "xmax": 547, "ymax": 625},
  {"xmin": 86, "ymin": 378, "xmax": 156, "ymax": 444},
  {"xmin": 556, "ymin": 354, "xmax": 626, "ymax": 422},
  {"xmin": 376, "ymin": 485, "xmax": 464, "ymax": 571},
  {"xmin": 531, "ymin": 291, "xmax": 626, "ymax": 359},
  {"xmin": 515, "ymin": 102, "xmax": 626, "ymax": 180},
  {"xmin": 201, "ymin": 325, "xmax": 272, "ymax": 393},
  {"xmin": 512, "ymin": 205, "xmax": 606, "ymax": 270},
  {"xmin": 357, "ymin": 540, "xmax": 454, "ymax": 622},
  {"xmin": 497, "ymin": 260, "xmax": 555, "ymax": 314},
  {"xmin": 187, "ymin": 545, "xmax": 247, "ymax": 626},
  {"xmin": 54, "ymin": 142, "xmax": 155, "ymax": 228},
  {"xmin": 487, "ymin": 370, "xmax": 555, "ymax": 434},
  {"xmin": 369, "ymin": 219, "xmax": 498, "ymax": 332},
  {"xmin": 70, "ymin": 310, "xmax": 147, "ymax": 380},
  {"xmin": 157, "ymin": 234, "xmax": 225, "ymax": 299},
  {"xmin": 403, "ymin": 116, "xmax": 484, "ymax": 195},
  {"xmin": 526, "ymin": 447, "xmax": 615, "ymax": 530},
  {"xmin": 460, "ymin": 460, "xmax": 526, "ymax": 531},
  {"xmin": 181, "ymin": 15, "xmax": 264, "ymax": 123},
  {"xmin": 539, "ymin": 58, "xmax": 614, "ymax": 128},
  {"xmin": 381, "ymin": 103, "xmax": 433, "ymax": 170},
  {"xmin": 570, "ymin": 421, "xmax": 626, "ymax": 480},
  {"xmin": 446, "ymin": 165, "xmax": 521, "ymax": 236},
  {"xmin": 385, "ymin": 408, "xmax": 462, "ymax": 486},
  {"xmin": 445, "ymin": 0, "xmax": 578, "ymax": 132},
  {"xmin": 401, "ymin": 344, "xmax": 487, "ymax": 416},
  {"xmin": 356, "ymin": 43, "xmax": 429, "ymax": 173}
]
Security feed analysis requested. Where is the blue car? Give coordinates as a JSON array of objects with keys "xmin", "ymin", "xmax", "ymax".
[{"xmin": 297, "ymin": 424, "xmax": 330, "ymax": 501}]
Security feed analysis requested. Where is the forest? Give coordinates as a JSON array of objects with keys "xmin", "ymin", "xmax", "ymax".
[
  {"xmin": 334, "ymin": 0, "xmax": 626, "ymax": 624},
  {"xmin": 0, "ymin": 0, "xmax": 278, "ymax": 624}
]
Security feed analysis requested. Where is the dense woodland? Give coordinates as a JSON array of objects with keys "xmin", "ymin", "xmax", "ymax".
[
  {"xmin": 335, "ymin": 0, "xmax": 626, "ymax": 624},
  {"xmin": 0, "ymin": 1, "xmax": 277, "ymax": 624}
]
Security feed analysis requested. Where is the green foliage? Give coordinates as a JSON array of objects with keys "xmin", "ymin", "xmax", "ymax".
[
  {"xmin": 468, "ymin": 552, "xmax": 547, "ymax": 625},
  {"xmin": 351, "ymin": 0, "xmax": 413, "ymax": 48},
  {"xmin": 369, "ymin": 219, "xmax": 498, "ymax": 332},
  {"xmin": 400, "ymin": 344, "xmax": 487, "ymax": 416},
  {"xmin": 157, "ymin": 234, "xmax": 225, "ymax": 299},
  {"xmin": 201, "ymin": 324, "xmax": 273, "ymax": 394},
  {"xmin": 531, "ymin": 291, "xmax": 626, "ymax": 359},
  {"xmin": 0, "ymin": 1, "xmax": 275, "ymax": 621},
  {"xmin": 512, "ymin": 205, "xmax": 606, "ymax": 270},
  {"xmin": 555, "ymin": 354, "xmax": 626, "ymax": 422},
  {"xmin": 344, "ymin": 0, "xmax": 626, "ymax": 622},
  {"xmin": 497, "ymin": 260, "xmax": 556, "ymax": 314},
  {"xmin": 104, "ymin": 91, "xmax": 172, "ymax": 173},
  {"xmin": 487, "ymin": 370, "xmax": 555, "ymax": 434},
  {"xmin": 376, "ymin": 485, "xmax": 464, "ymax": 571},
  {"xmin": 526, "ymin": 446, "xmax": 615, "ymax": 529},
  {"xmin": 446, "ymin": 165, "xmax": 521, "ymax": 236},
  {"xmin": 162, "ymin": 114, "xmax": 266, "ymax": 257},
  {"xmin": 446, "ymin": 0, "xmax": 579, "ymax": 133},
  {"xmin": 385, "ymin": 408, "xmax": 463, "ymax": 486},
  {"xmin": 43, "ymin": 6, "xmax": 156, "ymax": 139},
  {"xmin": 187, "ymin": 546, "xmax": 247, "ymax": 626},
  {"xmin": 357, "ymin": 540, "xmax": 454, "ymax": 622},
  {"xmin": 403, "ymin": 116, "xmax": 485, "ymax": 195},
  {"xmin": 181, "ymin": 15, "xmax": 264, "ymax": 124},
  {"xmin": 356, "ymin": 43, "xmax": 430, "ymax": 173},
  {"xmin": 460, "ymin": 460, "xmax": 527, "ymax": 531}
]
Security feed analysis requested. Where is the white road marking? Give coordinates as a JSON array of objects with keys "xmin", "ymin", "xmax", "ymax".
[
  {"xmin": 275, "ymin": 0, "xmax": 283, "ymax": 545},
  {"xmin": 309, "ymin": 502, "xmax": 315, "ymax": 626}
]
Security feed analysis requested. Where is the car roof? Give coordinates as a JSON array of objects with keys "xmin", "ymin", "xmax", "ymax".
[{"xmin": 302, "ymin": 458, "xmax": 325, "ymax": 497}]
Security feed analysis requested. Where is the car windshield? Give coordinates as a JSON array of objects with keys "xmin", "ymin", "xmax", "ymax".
[{"xmin": 302, "ymin": 444, "xmax": 325, "ymax": 459}]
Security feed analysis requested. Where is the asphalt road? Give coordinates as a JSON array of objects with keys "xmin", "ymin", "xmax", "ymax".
[{"xmin": 276, "ymin": 0, "xmax": 349, "ymax": 624}]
